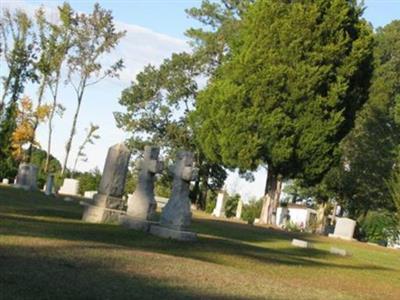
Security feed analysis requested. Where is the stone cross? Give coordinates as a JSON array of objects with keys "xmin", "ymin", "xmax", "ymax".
[
  {"xmin": 16, "ymin": 163, "xmax": 38, "ymax": 190},
  {"xmin": 44, "ymin": 174, "xmax": 55, "ymax": 196},
  {"xmin": 82, "ymin": 143, "xmax": 131, "ymax": 223},
  {"xmin": 160, "ymin": 151, "xmax": 198, "ymax": 230},
  {"xmin": 127, "ymin": 146, "xmax": 163, "ymax": 220}
]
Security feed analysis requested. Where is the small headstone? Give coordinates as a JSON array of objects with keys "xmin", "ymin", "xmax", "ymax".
[
  {"xmin": 292, "ymin": 239, "xmax": 313, "ymax": 249},
  {"xmin": 2, "ymin": 178, "xmax": 9, "ymax": 185},
  {"xmin": 330, "ymin": 247, "xmax": 348, "ymax": 256},
  {"xmin": 150, "ymin": 151, "xmax": 198, "ymax": 241},
  {"xmin": 44, "ymin": 174, "xmax": 55, "ymax": 196},
  {"xmin": 329, "ymin": 217, "xmax": 356, "ymax": 241},
  {"xmin": 236, "ymin": 199, "xmax": 243, "ymax": 219},
  {"xmin": 212, "ymin": 191, "xmax": 227, "ymax": 218},
  {"xmin": 155, "ymin": 196, "xmax": 169, "ymax": 209},
  {"xmin": 58, "ymin": 178, "xmax": 79, "ymax": 196},
  {"xmin": 82, "ymin": 143, "xmax": 130, "ymax": 223},
  {"xmin": 15, "ymin": 163, "xmax": 38, "ymax": 190},
  {"xmin": 84, "ymin": 191, "xmax": 97, "ymax": 199}
]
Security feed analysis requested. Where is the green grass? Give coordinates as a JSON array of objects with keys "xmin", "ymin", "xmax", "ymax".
[{"xmin": 0, "ymin": 185, "xmax": 399, "ymax": 300}]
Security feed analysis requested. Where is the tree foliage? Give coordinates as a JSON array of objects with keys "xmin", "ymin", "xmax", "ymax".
[{"xmin": 193, "ymin": 0, "xmax": 374, "ymax": 223}]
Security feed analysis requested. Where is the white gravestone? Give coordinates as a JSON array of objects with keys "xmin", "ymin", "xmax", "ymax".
[
  {"xmin": 329, "ymin": 217, "xmax": 356, "ymax": 241},
  {"xmin": 58, "ymin": 178, "xmax": 80, "ymax": 196},
  {"xmin": 212, "ymin": 191, "xmax": 227, "ymax": 218},
  {"xmin": 236, "ymin": 199, "xmax": 243, "ymax": 219},
  {"xmin": 15, "ymin": 163, "xmax": 38, "ymax": 190},
  {"xmin": 2, "ymin": 178, "xmax": 9, "ymax": 185},
  {"xmin": 150, "ymin": 151, "xmax": 198, "ymax": 241},
  {"xmin": 84, "ymin": 191, "xmax": 97, "ymax": 199},
  {"xmin": 82, "ymin": 143, "xmax": 130, "ymax": 223},
  {"xmin": 44, "ymin": 174, "xmax": 55, "ymax": 196}
]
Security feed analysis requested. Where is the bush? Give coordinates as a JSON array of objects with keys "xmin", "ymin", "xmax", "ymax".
[
  {"xmin": 284, "ymin": 221, "xmax": 302, "ymax": 232},
  {"xmin": 225, "ymin": 194, "xmax": 240, "ymax": 218},
  {"xmin": 242, "ymin": 198, "xmax": 263, "ymax": 224},
  {"xmin": 76, "ymin": 169, "xmax": 102, "ymax": 195},
  {"xmin": 205, "ymin": 191, "xmax": 217, "ymax": 214},
  {"xmin": 358, "ymin": 210, "xmax": 400, "ymax": 245}
]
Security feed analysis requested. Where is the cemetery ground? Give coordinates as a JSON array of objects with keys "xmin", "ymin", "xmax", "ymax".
[{"xmin": 0, "ymin": 186, "xmax": 399, "ymax": 300}]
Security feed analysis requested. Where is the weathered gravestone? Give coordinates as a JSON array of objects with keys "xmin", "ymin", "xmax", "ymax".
[
  {"xmin": 236, "ymin": 199, "xmax": 243, "ymax": 219},
  {"xmin": 122, "ymin": 146, "xmax": 163, "ymax": 230},
  {"xmin": 58, "ymin": 178, "xmax": 79, "ymax": 196},
  {"xmin": 292, "ymin": 239, "xmax": 313, "ymax": 249},
  {"xmin": 150, "ymin": 151, "xmax": 198, "ymax": 241},
  {"xmin": 44, "ymin": 174, "xmax": 55, "ymax": 196},
  {"xmin": 2, "ymin": 178, "xmax": 9, "ymax": 185},
  {"xmin": 84, "ymin": 191, "xmax": 97, "ymax": 199},
  {"xmin": 82, "ymin": 143, "xmax": 130, "ymax": 223},
  {"xmin": 15, "ymin": 163, "xmax": 38, "ymax": 190},
  {"xmin": 212, "ymin": 191, "xmax": 226, "ymax": 218},
  {"xmin": 329, "ymin": 217, "xmax": 356, "ymax": 241}
]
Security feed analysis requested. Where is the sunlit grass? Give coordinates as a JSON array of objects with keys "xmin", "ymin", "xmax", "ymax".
[{"xmin": 0, "ymin": 185, "xmax": 399, "ymax": 300}]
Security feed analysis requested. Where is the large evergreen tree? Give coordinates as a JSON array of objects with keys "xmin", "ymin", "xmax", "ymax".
[{"xmin": 194, "ymin": 0, "xmax": 374, "ymax": 224}]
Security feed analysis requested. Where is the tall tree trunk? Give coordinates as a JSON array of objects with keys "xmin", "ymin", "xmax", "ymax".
[
  {"xmin": 259, "ymin": 168, "xmax": 282, "ymax": 225},
  {"xmin": 27, "ymin": 76, "xmax": 47, "ymax": 162},
  {"xmin": 61, "ymin": 97, "xmax": 83, "ymax": 175},
  {"xmin": 316, "ymin": 201, "xmax": 327, "ymax": 235}
]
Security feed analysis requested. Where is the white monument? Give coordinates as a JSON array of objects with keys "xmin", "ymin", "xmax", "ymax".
[
  {"xmin": 58, "ymin": 178, "xmax": 80, "ymax": 196},
  {"xmin": 84, "ymin": 191, "xmax": 97, "ymax": 199},
  {"xmin": 236, "ymin": 199, "xmax": 243, "ymax": 219},
  {"xmin": 2, "ymin": 178, "xmax": 9, "ymax": 185},
  {"xmin": 329, "ymin": 217, "xmax": 356, "ymax": 241},
  {"xmin": 212, "ymin": 191, "xmax": 227, "ymax": 218}
]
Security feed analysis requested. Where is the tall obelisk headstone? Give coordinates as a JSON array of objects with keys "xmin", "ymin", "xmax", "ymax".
[
  {"xmin": 82, "ymin": 143, "xmax": 130, "ymax": 223},
  {"xmin": 150, "ymin": 151, "xmax": 198, "ymax": 240},
  {"xmin": 122, "ymin": 146, "xmax": 163, "ymax": 230}
]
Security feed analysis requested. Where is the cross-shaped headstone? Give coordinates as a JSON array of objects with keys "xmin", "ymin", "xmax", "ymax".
[
  {"xmin": 160, "ymin": 151, "xmax": 198, "ymax": 230},
  {"xmin": 127, "ymin": 146, "xmax": 163, "ymax": 220}
]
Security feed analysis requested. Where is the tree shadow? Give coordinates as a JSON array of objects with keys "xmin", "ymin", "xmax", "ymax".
[
  {"xmin": 0, "ymin": 213, "xmax": 394, "ymax": 272},
  {"xmin": 0, "ymin": 243, "xmax": 264, "ymax": 300}
]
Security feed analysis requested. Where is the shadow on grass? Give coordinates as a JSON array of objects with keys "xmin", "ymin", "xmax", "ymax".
[
  {"xmin": 0, "ymin": 243, "xmax": 262, "ymax": 300},
  {"xmin": 0, "ymin": 213, "xmax": 393, "ymax": 272}
]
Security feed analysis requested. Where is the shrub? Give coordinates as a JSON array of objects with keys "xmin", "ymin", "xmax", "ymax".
[
  {"xmin": 205, "ymin": 191, "xmax": 217, "ymax": 214},
  {"xmin": 225, "ymin": 194, "xmax": 240, "ymax": 218},
  {"xmin": 242, "ymin": 198, "xmax": 263, "ymax": 224},
  {"xmin": 358, "ymin": 210, "xmax": 400, "ymax": 245}
]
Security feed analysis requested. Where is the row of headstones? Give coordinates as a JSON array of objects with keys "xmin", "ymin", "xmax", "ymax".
[{"xmin": 81, "ymin": 144, "xmax": 199, "ymax": 241}]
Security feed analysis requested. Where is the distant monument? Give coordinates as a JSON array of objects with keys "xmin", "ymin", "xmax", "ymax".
[
  {"xmin": 236, "ymin": 199, "xmax": 243, "ymax": 219},
  {"xmin": 150, "ymin": 151, "xmax": 198, "ymax": 241},
  {"xmin": 82, "ymin": 143, "xmax": 131, "ymax": 223},
  {"xmin": 58, "ymin": 178, "xmax": 79, "ymax": 196},
  {"xmin": 329, "ymin": 217, "xmax": 356, "ymax": 241},
  {"xmin": 212, "ymin": 191, "xmax": 227, "ymax": 218},
  {"xmin": 15, "ymin": 163, "xmax": 38, "ymax": 191},
  {"xmin": 122, "ymin": 146, "xmax": 163, "ymax": 230},
  {"xmin": 44, "ymin": 174, "xmax": 55, "ymax": 196}
]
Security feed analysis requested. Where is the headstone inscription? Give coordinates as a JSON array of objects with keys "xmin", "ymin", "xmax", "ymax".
[
  {"xmin": 150, "ymin": 151, "xmax": 198, "ymax": 241},
  {"xmin": 82, "ymin": 143, "xmax": 130, "ymax": 223}
]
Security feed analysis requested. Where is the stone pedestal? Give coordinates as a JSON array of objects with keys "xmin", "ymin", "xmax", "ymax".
[
  {"xmin": 150, "ymin": 224, "xmax": 197, "ymax": 241},
  {"xmin": 58, "ymin": 178, "xmax": 79, "ymax": 196},
  {"xmin": 82, "ymin": 143, "xmax": 130, "ymax": 223},
  {"xmin": 329, "ymin": 217, "xmax": 356, "ymax": 241},
  {"xmin": 44, "ymin": 174, "xmax": 55, "ymax": 196},
  {"xmin": 15, "ymin": 163, "xmax": 38, "ymax": 190},
  {"xmin": 212, "ymin": 191, "xmax": 226, "ymax": 218}
]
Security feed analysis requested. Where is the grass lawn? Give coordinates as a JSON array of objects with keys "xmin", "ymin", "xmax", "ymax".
[{"xmin": 0, "ymin": 185, "xmax": 399, "ymax": 300}]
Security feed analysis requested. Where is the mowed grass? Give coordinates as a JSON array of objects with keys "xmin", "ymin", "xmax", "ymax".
[{"xmin": 0, "ymin": 186, "xmax": 399, "ymax": 300}]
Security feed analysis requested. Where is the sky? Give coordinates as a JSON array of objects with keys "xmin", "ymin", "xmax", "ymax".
[{"xmin": 1, "ymin": 0, "xmax": 399, "ymax": 200}]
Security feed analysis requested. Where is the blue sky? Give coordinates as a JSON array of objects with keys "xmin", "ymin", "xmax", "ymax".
[{"xmin": 1, "ymin": 0, "xmax": 399, "ymax": 200}]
